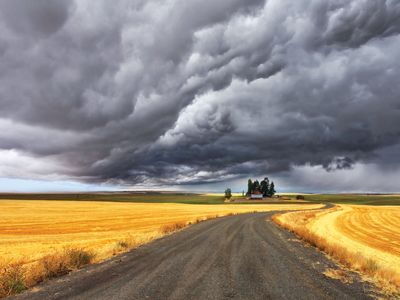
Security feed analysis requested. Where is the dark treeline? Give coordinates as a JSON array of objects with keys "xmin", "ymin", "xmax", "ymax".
[{"xmin": 247, "ymin": 177, "xmax": 276, "ymax": 197}]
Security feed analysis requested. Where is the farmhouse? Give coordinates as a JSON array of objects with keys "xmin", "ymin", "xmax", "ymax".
[
  {"xmin": 246, "ymin": 177, "xmax": 276, "ymax": 199},
  {"xmin": 250, "ymin": 190, "xmax": 263, "ymax": 199}
]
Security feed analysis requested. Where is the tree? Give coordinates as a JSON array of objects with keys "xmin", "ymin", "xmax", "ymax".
[
  {"xmin": 260, "ymin": 177, "xmax": 270, "ymax": 197},
  {"xmin": 225, "ymin": 188, "xmax": 232, "ymax": 199},
  {"xmin": 253, "ymin": 180, "xmax": 260, "ymax": 192},
  {"xmin": 268, "ymin": 181, "xmax": 276, "ymax": 197},
  {"xmin": 247, "ymin": 179, "xmax": 253, "ymax": 195}
]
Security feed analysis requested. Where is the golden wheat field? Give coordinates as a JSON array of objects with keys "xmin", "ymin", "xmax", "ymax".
[
  {"xmin": 309, "ymin": 205, "xmax": 400, "ymax": 273},
  {"xmin": 274, "ymin": 204, "xmax": 400, "ymax": 292},
  {"xmin": 0, "ymin": 200, "xmax": 322, "ymax": 266}
]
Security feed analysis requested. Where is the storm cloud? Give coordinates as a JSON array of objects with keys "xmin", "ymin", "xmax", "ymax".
[{"xmin": 1, "ymin": 0, "xmax": 400, "ymax": 191}]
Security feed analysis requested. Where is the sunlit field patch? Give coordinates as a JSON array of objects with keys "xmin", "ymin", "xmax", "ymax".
[
  {"xmin": 0, "ymin": 199, "xmax": 323, "ymax": 297},
  {"xmin": 273, "ymin": 205, "xmax": 400, "ymax": 295},
  {"xmin": 0, "ymin": 200, "xmax": 321, "ymax": 266}
]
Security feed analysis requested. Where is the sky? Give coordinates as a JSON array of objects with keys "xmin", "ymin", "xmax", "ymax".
[{"xmin": 0, "ymin": 0, "xmax": 400, "ymax": 193}]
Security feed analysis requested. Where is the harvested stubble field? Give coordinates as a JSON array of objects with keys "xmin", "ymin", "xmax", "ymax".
[
  {"xmin": 0, "ymin": 200, "xmax": 321, "ymax": 266},
  {"xmin": 273, "ymin": 204, "xmax": 400, "ymax": 295},
  {"xmin": 0, "ymin": 200, "xmax": 318, "ymax": 296}
]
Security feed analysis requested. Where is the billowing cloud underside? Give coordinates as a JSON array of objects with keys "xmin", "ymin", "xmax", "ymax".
[{"xmin": 1, "ymin": 0, "xmax": 400, "ymax": 187}]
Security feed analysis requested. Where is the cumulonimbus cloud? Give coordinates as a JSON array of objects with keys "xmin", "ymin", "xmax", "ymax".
[{"xmin": 0, "ymin": 0, "xmax": 399, "ymax": 189}]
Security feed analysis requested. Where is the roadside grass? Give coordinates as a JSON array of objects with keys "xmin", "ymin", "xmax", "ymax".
[
  {"xmin": 160, "ymin": 221, "xmax": 188, "ymax": 234},
  {"xmin": 323, "ymin": 268, "xmax": 353, "ymax": 284},
  {"xmin": 115, "ymin": 240, "xmax": 129, "ymax": 250},
  {"xmin": 66, "ymin": 249, "xmax": 95, "ymax": 269},
  {"xmin": 28, "ymin": 248, "xmax": 94, "ymax": 284},
  {"xmin": 160, "ymin": 214, "xmax": 224, "ymax": 234},
  {"xmin": 112, "ymin": 238, "xmax": 138, "ymax": 255},
  {"xmin": 272, "ymin": 212, "xmax": 400, "ymax": 296},
  {"xmin": 0, "ymin": 248, "xmax": 95, "ymax": 298},
  {"xmin": 0, "ymin": 262, "xmax": 26, "ymax": 298}
]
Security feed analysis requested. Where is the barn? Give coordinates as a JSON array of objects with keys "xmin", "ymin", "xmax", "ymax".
[{"xmin": 250, "ymin": 191, "xmax": 263, "ymax": 199}]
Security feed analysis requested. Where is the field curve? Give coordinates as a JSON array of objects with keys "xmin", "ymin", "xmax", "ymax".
[
  {"xmin": 310, "ymin": 205, "xmax": 400, "ymax": 270},
  {"xmin": 274, "ymin": 204, "xmax": 400, "ymax": 295}
]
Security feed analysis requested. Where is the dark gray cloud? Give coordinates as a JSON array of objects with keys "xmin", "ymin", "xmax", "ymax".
[
  {"xmin": 0, "ymin": 0, "xmax": 74, "ymax": 37},
  {"xmin": 1, "ymin": 0, "xmax": 400, "ymax": 191}
]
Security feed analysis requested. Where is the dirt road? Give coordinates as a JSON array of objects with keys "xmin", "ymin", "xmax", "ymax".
[{"xmin": 12, "ymin": 211, "xmax": 377, "ymax": 300}]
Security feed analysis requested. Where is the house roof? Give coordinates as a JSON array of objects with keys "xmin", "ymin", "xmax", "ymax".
[{"xmin": 250, "ymin": 194, "xmax": 263, "ymax": 198}]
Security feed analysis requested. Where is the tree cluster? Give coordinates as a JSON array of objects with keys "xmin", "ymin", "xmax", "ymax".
[
  {"xmin": 224, "ymin": 188, "xmax": 232, "ymax": 199},
  {"xmin": 247, "ymin": 177, "xmax": 276, "ymax": 197}
]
